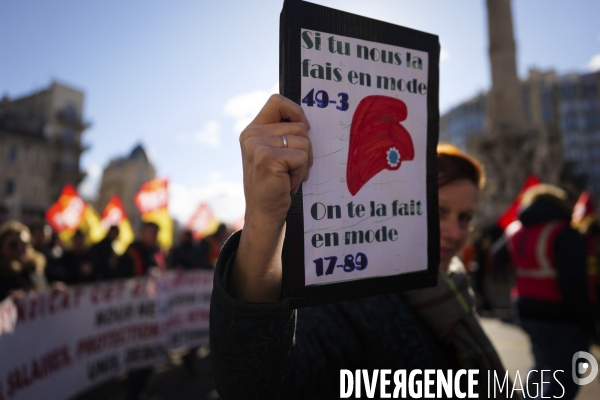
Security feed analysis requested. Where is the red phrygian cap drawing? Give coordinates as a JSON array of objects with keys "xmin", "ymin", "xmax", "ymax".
[{"xmin": 346, "ymin": 95, "xmax": 414, "ymax": 196}]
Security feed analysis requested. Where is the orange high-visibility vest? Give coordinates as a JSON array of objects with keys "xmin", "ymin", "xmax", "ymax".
[{"xmin": 506, "ymin": 221, "xmax": 567, "ymax": 304}]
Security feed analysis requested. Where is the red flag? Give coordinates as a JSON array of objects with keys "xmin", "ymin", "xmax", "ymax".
[
  {"xmin": 46, "ymin": 184, "xmax": 86, "ymax": 232},
  {"xmin": 101, "ymin": 195, "xmax": 135, "ymax": 254},
  {"xmin": 497, "ymin": 175, "xmax": 541, "ymax": 230},
  {"xmin": 134, "ymin": 178, "xmax": 173, "ymax": 249},
  {"xmin": 46, "ymin": 184, "xmax": 105, "ymax": 245},
  {"xmin": 572, "ymin": 190, "xmax": 596, "ymax": 228},
  {"xmin": 134, "ymin": 178, "xmax": 169, "ymax": 214},
  {"xmin": 186, "ymin": 203, "xmax": 219, "ymax": 240}
]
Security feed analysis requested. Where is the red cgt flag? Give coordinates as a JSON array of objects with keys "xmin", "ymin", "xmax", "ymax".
[
  {"xmin": 497, "ymin": 175, "xmax": 542, "ymax": 230},
  {"xmin": 186, "ymin": 203, "xmax": 220, "ymax": 240},
  {"xmin": 134, "ymin": 178, "xmax": 169, "ymax": 214},
  {"xmin": 46, "ymin": 184, "xmax": 86, "ymax": 233},
  {"xmin": 101, "ymin": 195, "xmax": 135, "ymax": 254},
  {"xmin": 134, "ymin": 178, "xmax": 173, "ymax": 249},
  {"xmin": 46, "ymin": 184, "xmax": 105, "ymax": 245}
]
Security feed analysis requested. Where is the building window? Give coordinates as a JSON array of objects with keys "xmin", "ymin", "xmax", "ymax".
[
  {"xmin": 61, "ymin": 153, "xmax": 76, "ymax": 170},
  {"xmin": 583, "ymin": 84, "xmax": 597, "ymax": 98},
  {"xmin": 560, "ymin": 84, "xmax": 577, "ymax": 99},
  {"xmin": 63, "ymin": 104, "xmax": 78, "ymax": 120},
  {"xmin": 543, "ymin": 106, "xmax": 553, "ymax": 122},
  {"xmin": 5, "ymin": 180, "xmax": 15, "ymax": 195},
  {"xmin": 30, "ymin": 181, "xmax": 41, "ymax": 200},
  {"xmin": 62, "ymin": 128, "xmax": 75, "ymax": 143},
  {"xmin": 8, "ymin": 145, "xmax": 18, "ymax": 164}
]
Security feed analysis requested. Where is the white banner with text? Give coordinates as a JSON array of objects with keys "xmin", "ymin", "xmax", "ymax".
[{"xmin": 0, "ymin": 270, "xmax": 213, "ymax": 400}]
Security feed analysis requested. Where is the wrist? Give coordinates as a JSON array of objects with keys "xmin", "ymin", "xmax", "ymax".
[{"xmin": 229, "ymin": 215, "xmax": 285, "ymax": 303}]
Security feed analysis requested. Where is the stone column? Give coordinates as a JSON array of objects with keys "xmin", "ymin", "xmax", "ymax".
[
  {"xmin": 485, "ymin": 0, "xmax": 527, "ymax": 134},
  {"xmin": 468, "ymin": 0, "xmax": 561, "ymax": 228}
]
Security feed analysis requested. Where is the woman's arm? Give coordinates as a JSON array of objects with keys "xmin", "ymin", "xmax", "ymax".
[
  {"xmin": 228, "ymin": 94, "xmax": 312, "ymax": 303},
  {"xmin": 210, "ymin": 95, "xmax": 362, "ymax": 399}
]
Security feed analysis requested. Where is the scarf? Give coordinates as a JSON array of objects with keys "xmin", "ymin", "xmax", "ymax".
[{"xmin": 403, "ymin": 258, "xmax": 515, "ymax": 399}]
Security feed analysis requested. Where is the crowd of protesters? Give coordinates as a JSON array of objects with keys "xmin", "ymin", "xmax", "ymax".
[
  {"xmin": 0, "ymin": 219, "xmax": 230, "ymax": 399},
  {"xmin": 0, "ymin": 220, "xmax": 229, "ymax": 302}
]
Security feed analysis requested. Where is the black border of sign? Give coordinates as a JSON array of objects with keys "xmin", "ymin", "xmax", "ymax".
[{"xmin": 280, "ymin": 0, "xmax": 440, "ymax": 309}]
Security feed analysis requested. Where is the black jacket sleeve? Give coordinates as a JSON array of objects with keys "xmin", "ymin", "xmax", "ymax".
[
  {"xmin": 555, "ymin": 227, "xmax": 594, "ymax": 330},
  {"xmin": 209, "ymin": 231, "xmax": 362, "ymax": 400}
]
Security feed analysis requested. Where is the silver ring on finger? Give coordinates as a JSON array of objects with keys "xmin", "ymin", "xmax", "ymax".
[{"xmin": 281, "ymin": 135, "xmax": 288, "ymax": 149}]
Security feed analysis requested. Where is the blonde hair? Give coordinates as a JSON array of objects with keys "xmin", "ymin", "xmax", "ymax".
[{"xmin": 0, "ymin": 220, "xmax": 45, "ymax": 275}]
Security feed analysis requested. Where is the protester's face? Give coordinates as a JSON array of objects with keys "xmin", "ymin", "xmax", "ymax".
[
  {"xmin": 31, "ymin": 228, "xmax": 45, "ymax": 247},
  {"xmin": 72, "ymin": 235, "xmax": 86, "ymax": 252},
  {"xmin": 438, "ymin": 179, "xmax": 478, "ymax": 270},
  {"xmin": 181, "ymin": 232, "xmax": 192, "ymax": 244},
  {"xmin": 108, "ymin": 228, "xmax": 120, "ymax": 241},
  {"xmin": 141, "ymin": 226, "xmax": 159, "ymax": 248},
  {"xmin": 1, "ymin": 232, "xmax": 26, "ymax": 262}
]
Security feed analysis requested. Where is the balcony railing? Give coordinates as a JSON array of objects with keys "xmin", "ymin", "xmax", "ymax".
[{"xmin": 56, "ymin": 110, "xmax": 90, "ymax": 130}]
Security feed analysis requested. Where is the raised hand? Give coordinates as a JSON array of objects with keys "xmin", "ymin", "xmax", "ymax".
[{"xmin": 229, "ymin": 95, "xmax": 312, "ymax": 303}]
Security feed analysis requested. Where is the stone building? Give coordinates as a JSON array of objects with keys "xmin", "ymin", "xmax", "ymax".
[
  {"xmin": 441, "ymin": 93, "xmax": 486, "ymax": 149},
  {"xmin": 0, "ymin": 82, "xmax": 89, "ymax": 223},
  {"xmin": 96, "ymin": 144, "xmax": 156, "ymax": 231},
  {"xmin": 441, "ymin": 68, "xmax": 600, "ymax": 209},
  {"xmin": 558, "ymin": 72, "xmax": 600, "ymax": 195},
  {"xmin": 439, "ymin": 0, "xmax": 598, "ymax": 224}
]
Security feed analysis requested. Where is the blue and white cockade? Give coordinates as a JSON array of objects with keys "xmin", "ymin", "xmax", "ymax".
[{"xmin": 386, "ymin": 147, "xmax": 400, "ymax": 168}]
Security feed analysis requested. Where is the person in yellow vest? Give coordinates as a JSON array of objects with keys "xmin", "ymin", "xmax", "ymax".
[{"xmin": 497, "ymin": 184, "xmax": 593, "ymax": 399}]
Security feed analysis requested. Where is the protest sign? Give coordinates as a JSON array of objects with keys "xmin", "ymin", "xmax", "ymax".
[
  {"xmin": 280, "ymin": 0, "xmax": 440, "ymax": 307},
  {"xmin": 0, "ymin": 270, "xmax": 212, "ymax": 400}
]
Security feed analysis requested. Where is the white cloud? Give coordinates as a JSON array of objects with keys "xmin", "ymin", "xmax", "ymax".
[
  {"xmin": 178, "ymin": 120, "xmax": 221, "ymax": 148},
  {"xmin": 224, "ymin": 83, "xmax": 279, "ymax": 134},
  {"xmin": 88, "ymin": 164, "xmax": 102, "ymax": 179},
  {"xmin": 168, "ymin": 180, "xmax": 245, "ymax": 225},
  {"xmin": 588, "ymin": 54, "xmax": 600, "ymax": 72},
  {"xmin": 78, "ymin": 163, "xmax": 103, "ymax": 200},
  {"xmin": 146, "ymin": 146, "xmax": 157, "ymax": 163},
  {"xmin": 440, "ymin": 48, "xmax": 450, "ymax": 62},
  {"xmin": 207, "ymin": 170, "xmax": 225, "ymax": 183},
  {"xmin": 179, "ymin": 84, "xmax": 279, "ymax": 149}
]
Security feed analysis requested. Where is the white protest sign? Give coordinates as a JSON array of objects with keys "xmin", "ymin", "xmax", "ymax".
[
  {"xmin": 301, "ymin": 29, "xmax": 429, "ymax": 286},
  {"xmin": 0, "ymin": 270, "xmax": 212, "ymax": 400}
]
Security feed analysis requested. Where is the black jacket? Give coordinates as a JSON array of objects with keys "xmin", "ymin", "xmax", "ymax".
[
  {"xmin": 210, "ymin": 231, "xmax": 469, "ymax": 400},
  {"xmin": 116, "ymin": 241, "xmax": 161, "ymax": 278},
  {"xmin": 0, "ymin": 262, "xmax": 31, "ymax": 301}
]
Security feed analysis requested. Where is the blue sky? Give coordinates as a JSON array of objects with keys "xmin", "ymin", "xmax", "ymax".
[{"xmin": 1, "ymin": 0, "xmax": 599, "ymax": 223}]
